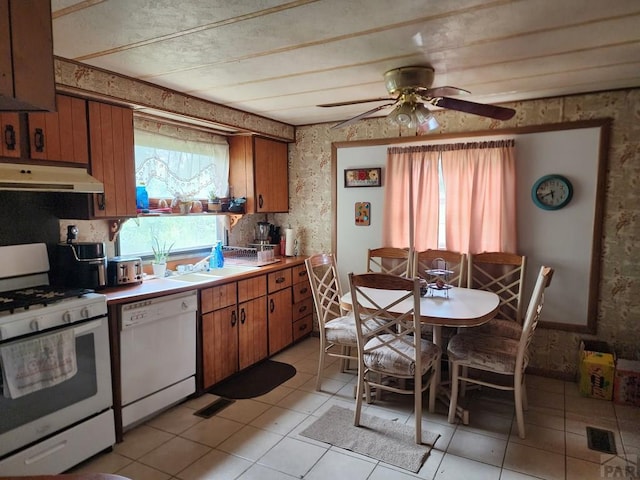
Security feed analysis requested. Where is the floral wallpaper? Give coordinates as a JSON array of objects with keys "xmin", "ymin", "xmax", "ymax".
[{"xmin": 63, "ymin": 54, "xmax": 638, "ymax": 378}]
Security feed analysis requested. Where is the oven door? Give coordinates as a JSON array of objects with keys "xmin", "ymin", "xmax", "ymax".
[{"xmin": 0, "ymin": 316, "xmax": 112, "ymax": 459}]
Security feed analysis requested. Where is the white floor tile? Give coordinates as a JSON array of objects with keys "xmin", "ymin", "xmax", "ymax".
[
  {"xmin": 447, "ymin": 430, "xmax": 508, "ymax": 467},
  {"xmin": 176, "ymin": 448, "xmax": 253, "ymax": 480},
  {"xmin": 250, "ymin": 405, "xmax": 309, "ymax": 435},
  {"xmin": 503, "ymin": 443, "xmax": 565, "ymax": 480},
  {"xmin": 434, "ymin": 453, "xmax": 501, "ymax": 480},
  {"xmin": 180, "ymin": 415, "xmax": 245, "ymax": 448},
  {"xmin": 303, "ymin": 450, "xmax": 377, "ymax": 480},
  {"xmin": 256, "ymin": 436, "xmax": 327, "ymax": 477},
  {"xmin": 216, "ymin": 425, "xmax": 283, "ymax": 462}
]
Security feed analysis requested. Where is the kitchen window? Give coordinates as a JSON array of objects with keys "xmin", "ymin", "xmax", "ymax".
[{"xmin": 118, "ymin": 121, "xmax": 230, "ymax": 259}]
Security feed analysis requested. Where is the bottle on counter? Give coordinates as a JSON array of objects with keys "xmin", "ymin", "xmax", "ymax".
[{"xmin": 213, "ymin": 241, "xmax": 224, "ymax": 268}]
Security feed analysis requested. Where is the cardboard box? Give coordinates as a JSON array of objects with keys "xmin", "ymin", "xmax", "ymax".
[
  {"xmin": 614, "ymin": 359, "xmax": 640, "ymax": 406},
  {"xmin": 578, "ymin": 340, "xmax": 615, "ymax": 400}
]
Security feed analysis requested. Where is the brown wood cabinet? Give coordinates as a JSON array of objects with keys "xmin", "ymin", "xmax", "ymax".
[
  {"xmin": 229, "ymin": 135, "xmax": 289, "ymax": 213},
  {"xmin": 88, "ymin": 101, "xmax": 137, "ymax": 218},
  {"xmin": 0, "ymin": 112, "xmax": 23, "ymax": 158},
  {"xmin": 267, "ymin": 268, "xmax": 293, "ymax": 354},
  {"xmin": 0, "ymin": 0, "xmax": 56, "ymax": 112},
  {"xmin": 292, "ymin": 264, "xmax": 313, "ymax": 342},
  {"xmin": 200, "ymin": 277, "xmax": 268, "ymax": 389},
  {"xmin": 27, "ymin": 95, "xmax": 89, "ymax": 164}
]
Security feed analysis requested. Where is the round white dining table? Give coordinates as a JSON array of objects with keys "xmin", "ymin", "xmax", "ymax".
[{"xmin": 340, "ymin": 286, "xmax": 500, "ymax": 423}]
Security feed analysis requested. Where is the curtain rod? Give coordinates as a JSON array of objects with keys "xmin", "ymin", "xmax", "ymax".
[{"xmin": 388, "ymin": 139, "xmax": 515, "ymax": 154}]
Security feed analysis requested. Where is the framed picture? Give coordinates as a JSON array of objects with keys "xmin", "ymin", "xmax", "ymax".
[{"xmin": 344, "ymin": 167, "xmax": 381, "ymax": 188}]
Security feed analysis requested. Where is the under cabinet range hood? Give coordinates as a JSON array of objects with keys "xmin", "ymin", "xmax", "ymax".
[{"xmin": 0, "ymin": 163, "xmax": 104, "ymax": 193}]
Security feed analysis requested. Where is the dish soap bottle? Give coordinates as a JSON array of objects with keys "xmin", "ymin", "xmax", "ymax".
[{"xmin": 211, "ymin": 241, "xmax": 224, "ymax": 269}]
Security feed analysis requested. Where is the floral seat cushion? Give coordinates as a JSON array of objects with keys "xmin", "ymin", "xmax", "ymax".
[
  {"xmin": 324, "ymin": 314, "xmax": 358, "ymax": 344},
  {"xmin": 363, "ymin": 334, "xmax": 440, "ymax": 376},
  {"xmin": 447, "ymin": 333, "xmax": 519, "ymax": 373}
]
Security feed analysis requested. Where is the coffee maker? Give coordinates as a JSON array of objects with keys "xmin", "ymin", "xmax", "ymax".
[{"xmin": 53, "ymin": 225, "xmax": 108, "ymax": 289}]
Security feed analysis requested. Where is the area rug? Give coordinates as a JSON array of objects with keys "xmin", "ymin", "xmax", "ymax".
[
  {"xmin": 207, "ymin": 360, "xmax": 296, "ymax": 399},
  {"xmin": 300, "ymin": 405, "xmax": 439, "ymax": 473}
]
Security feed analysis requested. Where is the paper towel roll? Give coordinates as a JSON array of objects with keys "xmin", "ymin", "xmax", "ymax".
[{"xmin": 284, "ymin": 228, "xmax": 295, "ymax": 256}]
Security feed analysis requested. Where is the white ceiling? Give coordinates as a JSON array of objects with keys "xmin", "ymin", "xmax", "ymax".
[{"xmin": 51, "ymin": 0, "xmax": 640, "ymax": 127}]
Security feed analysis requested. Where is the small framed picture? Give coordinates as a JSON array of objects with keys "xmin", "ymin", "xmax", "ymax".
[{"xmin": 344, "ymin": 167, "xmax": 382, "ymax": 188}]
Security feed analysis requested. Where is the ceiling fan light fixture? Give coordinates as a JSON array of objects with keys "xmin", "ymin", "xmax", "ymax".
[
  {"xmin": 388, "ymin": 102, "xmax": 416, "ymax": 127},
  {"xmin": 414, "ymin": 103, "xmax": 439, "ymax": 131}
]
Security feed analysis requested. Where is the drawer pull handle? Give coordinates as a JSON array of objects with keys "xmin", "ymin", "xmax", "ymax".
[
  {"xmin": 299, "ymin": 287, "xmax": 308, "ymax": 294},
  {"xmin": 231, "ymin": 310, "xmax": 237, "ymax": 327},
  {"xmin": 258, "ymin": 194, "xmax": 264, "ymax": 209},
  {"xmin": 34, "ymin": 128, "xmax": 45, "ymax": 152},
  {"xmin": 298, "ymin": 305, "xmax": 307, "ymax": 314},
  {"xmin": 299, "ymin": 323, "xmax": 308, "ymax": 331},
  {"xmin": 4, "ymin": 125, "xmax": 16, "ymax": 150},
  {"xmin": 276, "ymin": 277, "xmax": 285, "ymax": 284},
  {"xmin": 240, "ymin": 308, "xmax": 246, "ymax": 324},
  {"xmin": 298, "ymin": 271, "xmax": 306, "ymax": 277},
  {"xmin": 270, "ymin": 298, "xmax": 274, "ymax": 313}
]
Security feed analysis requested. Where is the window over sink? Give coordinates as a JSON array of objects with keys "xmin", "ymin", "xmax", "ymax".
[{"xmin": 118, "ymin": 119, "xmax": 230, "ymax": 259}]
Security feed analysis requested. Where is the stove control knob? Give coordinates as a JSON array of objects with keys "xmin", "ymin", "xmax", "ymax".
[
  {"xmin": 62, "ymin": 311, "xmax": 72, "ymax": 323},
  {"xmin": 80, "ymin": 307, "xmax": 90, "ymax": 319},
  {"xmin": 30, "ymin": 319, "xmax": 39, "ymax": 331}
]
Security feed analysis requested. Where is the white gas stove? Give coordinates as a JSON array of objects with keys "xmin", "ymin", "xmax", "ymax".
[{"xmin": 0, "ymin": 243, "xmax": 114, "ymax": 475}]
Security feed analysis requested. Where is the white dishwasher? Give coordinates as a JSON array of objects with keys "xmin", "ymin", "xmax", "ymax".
[{"xmin": 119, "ymin": 289, "xmax": 197, "ymax": 428}]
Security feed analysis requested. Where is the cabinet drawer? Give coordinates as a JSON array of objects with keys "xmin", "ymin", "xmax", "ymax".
[
  {"xmin": 292, "ymin": 264, "xmax": 308, "ymax": 284},
  {"xmin": 238, "ymin": 275, "xmax": 267, "ymax": 302},
  {"xmin": 200, "ymin": 283, "xmax": 237, "ymax": 313},
  {"xmin": 293, "ymin": 297, "xmax": 313, "ymax": 322},
  {"xmin": 293, "ymin": 279, "xmax": 312, "ymax": 303},
  {"xmin": 293, "ymin": 314, "xmax": 312, "ymax": 342},
  {"xmin": 268, "ymin": 268, "xmax": 291, "ymax": 293}
]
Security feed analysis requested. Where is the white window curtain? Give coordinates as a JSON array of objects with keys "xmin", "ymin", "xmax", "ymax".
[{"xmin": 134, "ymin": 129, "xmax": 229, "ymax": 200}]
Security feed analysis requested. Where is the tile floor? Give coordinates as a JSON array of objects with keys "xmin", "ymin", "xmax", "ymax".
[{"xmin": 71, "ymin": 337, "xmax": 639, "ymax": 479}]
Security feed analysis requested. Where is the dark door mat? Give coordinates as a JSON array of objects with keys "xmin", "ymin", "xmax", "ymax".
[
  {"xmin": 586, "ymin": 426, "xmax": 617, "ymax": 454},
  {"xmin": 194, "ymin": 398, "xmax": 235, "ymax": 418},
  {"xmin": 207, "ymin": 360, "xmax": 297, "ymax": 399}
]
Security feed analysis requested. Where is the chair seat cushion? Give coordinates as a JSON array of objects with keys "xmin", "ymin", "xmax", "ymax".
[
  {"xmin": 447, "ymin": 333, "xmax": 519, "ymax": 373},
  {"xmin": 363, "ymin": 334, "xmax": 440, "ymax": 376},
  {"xmin": 472, "ymin": 318, "xmax": 522, "ymax": 340},
  {"xmin": 324, "ymin": 314, "xmax": 358, "ymax": 345}
]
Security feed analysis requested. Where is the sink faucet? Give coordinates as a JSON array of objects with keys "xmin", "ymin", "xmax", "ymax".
[{"xmin": 192, "ymin": 255, "xmax": 211, "ymax": 272}]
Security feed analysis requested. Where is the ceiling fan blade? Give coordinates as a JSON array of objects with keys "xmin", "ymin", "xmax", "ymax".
[
  {"xmin": 318, "ymin": 97, "xmax": 394, "ymax": 108},
  {"xmin": 419, "ymin": 86, "xmax": 470, "ymax": 97},
  {"xmin": 331, "ymin": 102, "xmax": 396, "ymax": 129},
  {"xmin": 433, "ymin": 96, "xmax": 516, "ymax": 120}
]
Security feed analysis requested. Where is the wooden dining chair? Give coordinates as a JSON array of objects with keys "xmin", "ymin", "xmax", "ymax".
[
  {"xmin": 447, "ymin": 265, "xmax": 553, "ymax": 439},
  {"xmin": 366, "ymin": 247, "xmax": 413, "ymax": 278},
  {"xmin": 467, "ymin": 252, "xmax": 527, "ymax": 339},
  {"xmin": 413, "ymin": 249, "xmax": 467, "ymax": 287},
  {"xmin": 348, "ymin": 272, "xmax": 441, "ymax": 444},
  {"xmin": 305, "ymin": 253, "xmax": 359, "ymax": 391}
]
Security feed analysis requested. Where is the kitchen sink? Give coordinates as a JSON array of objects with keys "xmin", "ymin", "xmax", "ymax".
[{"xmin": 166, "ymin": 265, "xmax": 261, "ymax": 283}]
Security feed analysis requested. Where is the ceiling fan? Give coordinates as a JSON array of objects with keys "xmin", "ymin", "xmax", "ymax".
[{"xmin": 318, "ymin": 66, "xmax": 516, "ymax": 130}]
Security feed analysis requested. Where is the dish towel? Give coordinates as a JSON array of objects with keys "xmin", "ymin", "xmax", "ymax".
[{"xmin": 0, "ymin": 329, "xmax": 78, "ymax": 399}]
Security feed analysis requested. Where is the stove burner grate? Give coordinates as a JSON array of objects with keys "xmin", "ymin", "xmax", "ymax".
[{"xmin": 0, "ymin": 286, "xmax": 94, "ymax": 314}]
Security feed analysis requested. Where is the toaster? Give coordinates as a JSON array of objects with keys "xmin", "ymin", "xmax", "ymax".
[{"xmin": 107, "ymin": 256, "xmax": 143, "ymax": 286}]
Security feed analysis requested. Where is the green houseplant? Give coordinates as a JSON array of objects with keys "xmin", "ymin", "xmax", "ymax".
[
  {"xmin": 208, "ymin": 190, "xmax": 221, "ymax": 212},
  {"xmin": 151, "ymin": 238, "xmax": 174, "ymax": 277}
]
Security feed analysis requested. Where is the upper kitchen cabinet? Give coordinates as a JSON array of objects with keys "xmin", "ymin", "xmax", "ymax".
[
  {"xmin": 88, "ymin": 101, "xmax": 136, "ymax": 218},
  {"xmin": 27, "ymin": 94, "xmax": 89, "ymax": 164},
  {"xmin": 229, "ymin": 136, "xmax": 289, "ymax": 213},
  {"xmin": 0, "ymin": 0, "xmax": 56, "ymax": 112}
]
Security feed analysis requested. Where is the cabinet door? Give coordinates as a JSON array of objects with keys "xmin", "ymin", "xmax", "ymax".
[
  {"xmin": 254, "ymin": 137, "xmax": 288, "ymax": 212},
  {"xmin": 0, "ymin": 0, "xmax": 56, "ymax": 112},
  {"xmin": 268, "ymin": 288, "xmax": 293, "ymax": 355},
  {"xmin": 0, "ymin": 113, "xmax": 21, "ymax": 158},
  {"xmin": 28, "ymin": 95, "xmax": 89, "ymax": 164},
  {"xmin": 88, "ymin": 101, "xmax": 136, "ymax": 218},
  {"xmin": 201, "ymin": 283, "xmax": 237, "ymax": 314},
  {"xmin": 202, "ymin": 306, "xmax": 238, "ymax": 388},
  {"xmin": 238, "ymin": 296, "xmax": 268, "ymax": 370}
]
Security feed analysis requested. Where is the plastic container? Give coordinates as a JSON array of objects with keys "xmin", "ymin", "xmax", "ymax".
[{"xmin": 136, "ymin": 184, "xmax": 149, "ymax": 210}]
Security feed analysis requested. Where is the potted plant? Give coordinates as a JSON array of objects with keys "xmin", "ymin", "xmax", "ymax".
[
  {"xmin": 208, "ymin": 190, "xmax": 221, "ymax": 212},
  {"xmin": 151, "ymin": 237, "xmax": 174, "ymax": 277}
]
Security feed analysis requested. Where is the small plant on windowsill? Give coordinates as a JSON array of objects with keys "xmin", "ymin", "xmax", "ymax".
[
  {"xmin": 151, "ymin": 238, "xmax": 174, "ymax": 277},
  {"xmin": 208, "ymin": 190, "xmax": 222, "ymax": 212}
]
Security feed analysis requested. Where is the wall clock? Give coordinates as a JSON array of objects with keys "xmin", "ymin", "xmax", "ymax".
[{"xmin": 531, "ymin": 174, "xmax": 573, "ymax": 210}]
